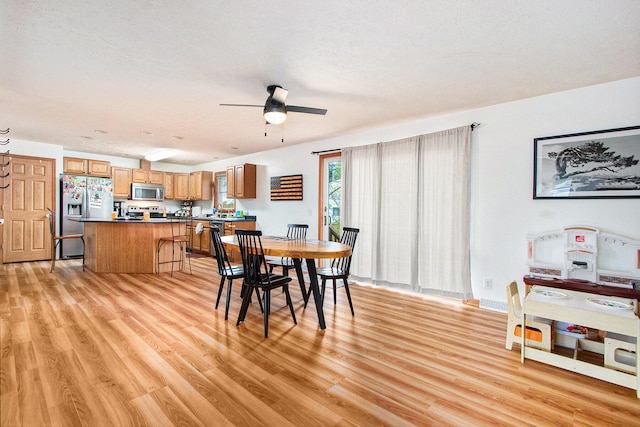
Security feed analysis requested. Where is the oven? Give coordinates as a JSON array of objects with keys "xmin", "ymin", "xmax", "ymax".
[{"xmin": 127, "ymin": 205, "xmax": 163, "ymax": 218}]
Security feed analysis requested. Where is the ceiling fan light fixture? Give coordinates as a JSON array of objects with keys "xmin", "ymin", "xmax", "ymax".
[{"xmin": 264, "ymin": 104, "xmax": 287, "ymax": 124}]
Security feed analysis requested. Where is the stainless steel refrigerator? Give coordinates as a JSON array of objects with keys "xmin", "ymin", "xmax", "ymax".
[{"xmin": 60, "ymin": 175, "xmax": 114, "ymax": 258}]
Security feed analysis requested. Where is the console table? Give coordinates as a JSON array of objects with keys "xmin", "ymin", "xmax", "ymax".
[{"xmin": 522, "ymin": 285, "xmax": 639, "ymax": 397}]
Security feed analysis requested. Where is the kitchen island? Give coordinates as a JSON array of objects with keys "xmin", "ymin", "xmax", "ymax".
[{"xmin": 71, "ymin": 218, "xmax": 189, "ymax": 273}]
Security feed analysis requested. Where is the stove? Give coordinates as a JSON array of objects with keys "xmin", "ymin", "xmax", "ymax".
[{"xmin": 127, "ymin": 205, "xmax": 163, "ymax": 218}]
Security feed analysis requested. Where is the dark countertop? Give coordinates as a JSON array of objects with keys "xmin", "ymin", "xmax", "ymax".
[
  {"xmin": 70, "ymin": 217, "xmax": 256, "ymax": 223},
  {"xmin": 70, "ymin": 217, "xmax": 179, "ymax": 223}
]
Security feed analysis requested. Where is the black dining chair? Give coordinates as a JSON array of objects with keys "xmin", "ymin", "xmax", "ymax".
[
  {"xmin": 316, "ymin": 227, "xmax": 359, "ymax": 315},
  {"xmin": 268, "ymin": 224, "xmax": 308, "ymax": 276},
  {"xmin": 210, "ymin": 227, "xmax": 262, "ymax": 320},
  {"xmin": 235, "ymin": 230, "xmax": 297, "ymax": 338}
]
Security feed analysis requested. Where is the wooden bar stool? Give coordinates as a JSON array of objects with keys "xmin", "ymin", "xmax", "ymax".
[
  {"xmin": 157, "ymin": 217, "xmax": 193, "ymax": 276},
  {"xmin": 46, "ymin": 208, "xmax": 84, "ymax": 272}
]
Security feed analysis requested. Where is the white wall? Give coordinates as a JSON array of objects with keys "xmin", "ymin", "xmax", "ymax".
[
  {"xmin": 10, "ymin": 77, "xmax": 640, "ymax": 304},
  {"xmin": 203, "ymin": 77, "xmax": 640, "ymax": 303}
]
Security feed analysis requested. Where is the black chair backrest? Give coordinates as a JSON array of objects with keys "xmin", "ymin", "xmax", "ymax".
[
  {"xmin": 331, "ymin": 227, "xmax": 360, "ymax": 273},
  {"xmin": 210, "ymin": 228, "xmax": 232, "ymax": 275},
  {"xmin": 236, "ymin": 229, "xmax": 270, "ymax": 286},
  {"xmin": 286, "ymin": 224, "xmax": 308, "ymax": 240},
  {"xmin": 46, "ymin": 208, "xmax": 56, "ymax": 236}
]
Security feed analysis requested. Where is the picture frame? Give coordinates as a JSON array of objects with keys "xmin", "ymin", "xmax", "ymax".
[{"xmin": 533, "ymin": 125, "xmax": 640, "ymax": 199}]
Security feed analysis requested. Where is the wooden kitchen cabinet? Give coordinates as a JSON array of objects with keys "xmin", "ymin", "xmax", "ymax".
[
  {"xmin": 201, "ymin": 225, "xmax": 210, "ymax": 254},
  {"xmin": 223, "ymin": 220, "xmax": 256, "ymax": 236},
  {"xmin": 189, "ymin": 220, "xmax": 211, "ymax": 254},
  {"xmin": 63, "ymin": 157, "xmax": 87, "ymax": 174},
  {"xmin": 226, "ymin": 163, "xmax": 256, "ymax": 199},
  {"xmin": 88, "ymin": 160, "xmax": 111, "ymax": 177},
  {"xmin": 225, "ymin": 220, "xmax": 257, "ymax": 262},
  {"xmin": 63, "ymin": 157, "xmax": 111, "ymax": 177},
  {"xmin": 111, "ymin": 167, "xmax": 132, "ymax": 199},
  {"xmin": 188, "ymin": 171, "xmax": 213, "ymax": 201},
  {"xmin": 174, "ymin": 173, "xmax": 189, "ymax": 200},
  {"xmin": 149, "ymin": 170, "xmax": 164, "ymax": 184},
  {"xmin": 163, "ymin": 172, "xmax": 174, "ymax": 199},
  {"xmin": 132, "ymin": 169, "xmax": 164, "ymax": 184},
  {"xmin": 131, "ymin": 169, "xmax": 147, "ymax": 183}
]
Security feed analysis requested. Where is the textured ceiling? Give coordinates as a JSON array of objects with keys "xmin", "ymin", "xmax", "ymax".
[{"xmin": 2, "ymin": 1, "xmax": 639, "ymax": 165}]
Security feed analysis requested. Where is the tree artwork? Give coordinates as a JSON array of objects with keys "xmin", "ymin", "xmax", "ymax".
[
  {"xmin": 548, "ymin": 141, "xmax": 638, "ymax": 179},
  {"xmin": 534, "ymin": 127, "xmax": 640, "ymax": 198}
]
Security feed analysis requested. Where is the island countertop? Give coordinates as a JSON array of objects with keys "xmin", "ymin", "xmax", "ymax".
[
  {"xmin": 71, "ymin": 217, "xmax": 256, "ymax": 223},
  {"xmin": 78, "ymin": 219, "xmax": 190, "ymax": 273},
  {"xmin": 71, "ymin": 217, "xmax": 184, "ymax": 223}
]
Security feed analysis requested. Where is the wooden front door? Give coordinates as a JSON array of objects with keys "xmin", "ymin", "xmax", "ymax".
[{"xmin": 2, "ymin": 155, "xmax": 56, "ymax": 263}]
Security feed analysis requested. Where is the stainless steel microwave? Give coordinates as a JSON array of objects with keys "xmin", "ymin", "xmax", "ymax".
[{"xmin": 131, "ymin": 183, "xmax": 164, "ymax": 201}]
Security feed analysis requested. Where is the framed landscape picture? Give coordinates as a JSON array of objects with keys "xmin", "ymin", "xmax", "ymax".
[{"xmin": 533, "ymin": 125, "xmax": 640, "ymax": 199}]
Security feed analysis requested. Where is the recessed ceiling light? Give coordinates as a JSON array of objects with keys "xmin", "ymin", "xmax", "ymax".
[
  {"xmin": 80, "ymin": 135, "xmax": 94, "ymax": 140},
  {"xmin": 171, "ymin": 136, "xmax": 184, "ymax": 140},
  {"xmin": 230, "ymin": 147, "xmax": 239, "ymax": 150},
  {"xmin": 140, "ymin": 131, "xmax": 154, "ymax": 135},
  {"xmin": 94, "ymin": 129, "xmax": 107, "ymax": 134}
]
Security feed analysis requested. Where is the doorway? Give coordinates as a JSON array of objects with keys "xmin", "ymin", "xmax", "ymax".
[
  {"xmin": 318, "ymin": 153, "xmax": 341, "ymax": 241},
  {"xmin": 2, "ymin": 154, "xmax": 56, "ymax": 263}
]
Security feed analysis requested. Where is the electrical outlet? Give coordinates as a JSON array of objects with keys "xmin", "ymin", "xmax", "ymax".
[{"xmin": 483, "ymin": 278, "xmax": 493, "ymax": 289}]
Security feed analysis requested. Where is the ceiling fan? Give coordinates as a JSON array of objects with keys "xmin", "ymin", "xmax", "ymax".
[{"xmin": 220, "ymin": 85, "xmax": 327, "ymax": 125}]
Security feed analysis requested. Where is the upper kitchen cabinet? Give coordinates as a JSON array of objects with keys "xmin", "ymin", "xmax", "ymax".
[
  {"xmin": 188, "ymin": 171, "xmax": 213, "ymax": 200},
  {"xmin": 163, "ymin": 172, "xmax": 174, "ymax": 200},
  {"xmin": 226, "ymin": 164, "xmax": 256, "ymax": 199},
  {"xmin": 174, "ymin": 173, "xmax": 189, "ymax": 200},
  {"xmin": 132, "ymin": 169, "xmax": 164, "ymax": 184},
  {"xmin": 63, "ymin": 157, "xmax": 87, "ymax": 174},
  {"xmin": 111, "ymin": 167, "xmax": 132, "ymax": 199},
  {"xmin": 63, "ymin": 157, "xmax": 111, "ymax": 177},
  {"xmin": 88, "ymin": 160, "xmax": 111, "ymax": 177}
]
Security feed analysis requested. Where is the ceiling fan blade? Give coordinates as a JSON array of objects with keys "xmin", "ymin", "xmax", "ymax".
[
  {"xmin": 220, "ymin": 103, "xmax": 264, "ymax": 107},
  {"xmin": 272, "ymin": 86, "xmax": 288, "ymax": 104},
  {"xmin": 286, "ymin": 105, "xmax": 328, "ymax": 115}
]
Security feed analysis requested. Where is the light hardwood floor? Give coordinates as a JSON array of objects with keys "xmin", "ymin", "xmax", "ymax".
[{"xmin": 1, "ymin": 258, "xmax": 640, "ymax": 426}]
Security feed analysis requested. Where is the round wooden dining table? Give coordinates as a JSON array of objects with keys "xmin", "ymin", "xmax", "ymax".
[{"xmin": 221, "ymin": 235, "xmax": 352, "ymax": 330}]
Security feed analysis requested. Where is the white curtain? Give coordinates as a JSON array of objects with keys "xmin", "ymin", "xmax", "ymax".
[{"xmin": 342, "ymin": 125, "xmax": 472, "ymax": 299}]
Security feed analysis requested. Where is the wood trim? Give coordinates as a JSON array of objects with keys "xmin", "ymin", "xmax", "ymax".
[{"xmin": 317, "ymin": 152, "xmax": 340, "ymax": 240}]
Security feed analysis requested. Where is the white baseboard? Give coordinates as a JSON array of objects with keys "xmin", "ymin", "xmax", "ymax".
[{"xmin": 480, "ymin": 298, "xmax": 507, "ymax": 313}]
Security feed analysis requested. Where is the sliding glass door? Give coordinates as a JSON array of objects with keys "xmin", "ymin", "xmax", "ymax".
[{"xmin": 319, "ymin": 153, "xmax": 341, "ymax": 241}]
